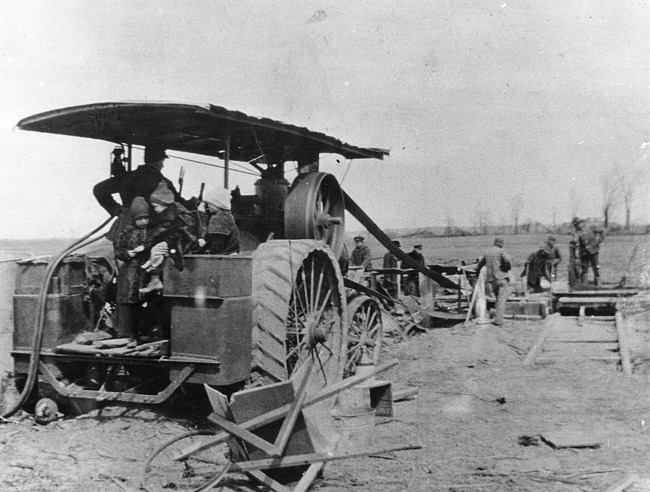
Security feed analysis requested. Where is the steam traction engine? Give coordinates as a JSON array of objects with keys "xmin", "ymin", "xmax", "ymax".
[{"xmin": 10, "ymin": 102, "xmax": 405, "ymax": 411}]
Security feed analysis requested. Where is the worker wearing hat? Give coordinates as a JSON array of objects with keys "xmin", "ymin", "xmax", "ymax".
[
  {"xmin": 94, "ymin": 142, "xmax": 190, "ymax": 217},
  {"xmin": 545, "ymin": 235, "xmax": 562, "ymax": 281},
  {"xmin": 521, "ymin": 243, "xmax": 551, "ymax": 293},
  {"xmin": 476, "ymin": 237, "xmax": 512, "ymax": 325},
  {"xmin": 403, "ymin": 244, "xmax": 425, "ymax": 296},
  {"xmin": 350, "ymin": 235, "xmax": 372, "ymax": 270},
  {"xmin": 571, "ymin": 217, "xmax": 605, "ymax": 286},
  {"xmin": 382, "ymin": 240, "xmax": 401, "ymax": 297}
]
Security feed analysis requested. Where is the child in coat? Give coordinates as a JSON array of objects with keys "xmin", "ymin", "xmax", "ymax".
[
  {"xmin": 140, "ymin": 181, "xmax": 203, "ymax": 293},
  {"xmin": 113, "ymin": 196, "xmax": 153, "ymax": 338}
]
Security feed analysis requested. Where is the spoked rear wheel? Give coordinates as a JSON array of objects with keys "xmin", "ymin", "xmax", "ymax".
[
  {"xmin": 344, "ymin": 295, "xmax": 383, "ymax": 378},
  {"xmin": 252, "ymin": 240, "xmax": 347, "ymax": 390}
]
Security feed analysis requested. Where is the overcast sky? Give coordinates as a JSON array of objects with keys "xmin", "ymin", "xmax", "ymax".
[{"xmin": 1, "ymin": 1, "xmax": 648, "ymax": 239}]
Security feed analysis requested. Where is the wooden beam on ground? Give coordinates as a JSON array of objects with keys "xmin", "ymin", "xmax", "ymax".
[
  {"xmin": 535, "ymin": 356, "xmax": 621, "ymax": 363},
  {"xmin": 615, "ymin": 312, "xmax": 633, "ymax": 375},
  {"xmin": 540, "ymin": 429, "xmax": 603, "ymax": 449},
  {"xmin": 604, "ymin": 474, "xmax": 640, "ymax": 492},
  {"xmin": 558, "ymin": 296, "xmax": 630, "ymax": 305},
  {"xmin": 558, "ymin": 288, "xmax": 640, "ymax": 297},
  {"xmin": 523, "ymin": 315, "xmax": 556, "ymax": 366}
]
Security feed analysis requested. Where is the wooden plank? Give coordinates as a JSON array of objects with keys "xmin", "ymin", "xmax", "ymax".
[
  {"xmin": 535, "ymin": 356, "xmax": 620, "ymax": 362},
  {"xmin": 523, "ymin": 315, "xmax": 556, "ymax": 365},
  {"xmin": 540, "ymin": 429, "xmax": 603, "ymax": 449},
  {"xmin": 548, "ymin": 325, "xmax": 616, "ymax": 337},
  {"xmin": 226, "ymin": 444, "xmax": 422, "ymax": 471},
  {"xmin": 604, "ymin": 474, "xmax": 640, "ymax": 492},
  {"xmin": 274, "ymin": 358, "xmax": 313, "ymax": 456},
  {"xmin": 547, "ymin": 338, "xmax": 618, "ymax": 343},
  {"xmin": 208, "ymin": 413, "xmax": 279, "ymax": 457},
  {"xmin": 545, "ymin": 342, "xmax": 619, "ymax": 350},
  {"xmin": 245, "ymin": 470, "xmax": 292, "ymax": 492},
  {"xmin": 230, "ymin": 381, "xmax": 295, "ymax": 423},
  {"xmin": 292, "ymin": 463, "xmax": 324, "ymax": 492},
  {"xmin": 557, "ymin": 288, "xmax": 639, "ymax": 297},
  {"xmin": 558, "ymin": 297, "xmax": 627, "ymax": 304},
  {"xmin": 615, "ymin": 312, "xmax": 633, "ymax": 375}
]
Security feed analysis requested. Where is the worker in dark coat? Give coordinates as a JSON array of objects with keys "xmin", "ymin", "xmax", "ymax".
[
  {"xmin": 521, "ymin": 244, "xmax": 551, "ymax": 293},
  {"xmin": 350, "ymin": 235, "xmax": 372, "ymax": 270},
  {"xmin": 402, "ymin": 244, "xmax": 425, "ymax": 296},
  {"xmin": 93, "ymin": 142, "xmax": 189, "ymax": 217},
  {"xmin": 545, "ymin": 235, "xmax": 562, "ymax": 281},
  {"xmin": 571, "ymin": 217, "xmax": 605, "ymax": 286},
  {"xmin": 476, "ymin": 237, "xmax": 512, "ymax": 326},
  {"xmin": 382, "ymin": 240, "xmax": 401, "ymax": 297}
]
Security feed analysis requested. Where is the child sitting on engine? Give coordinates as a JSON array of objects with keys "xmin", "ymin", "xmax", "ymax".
[{"xmin": 140, "ymin": 181, "xmax": 203, "ymax": 294}]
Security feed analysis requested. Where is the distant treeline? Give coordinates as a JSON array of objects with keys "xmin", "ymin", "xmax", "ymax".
[{"xmin": 382, "ymin": 221, "xmax": 650, "ymax": 239}]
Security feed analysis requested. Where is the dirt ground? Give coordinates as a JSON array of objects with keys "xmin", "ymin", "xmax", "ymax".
[{"xmin": 1, "ymin": 303, "xmax": 649, "ymax": 492}]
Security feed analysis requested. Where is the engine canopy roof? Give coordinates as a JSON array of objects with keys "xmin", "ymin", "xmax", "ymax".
[{"xmin": 17, "ymin": 101, "xmax": 388, "ymax": 164}]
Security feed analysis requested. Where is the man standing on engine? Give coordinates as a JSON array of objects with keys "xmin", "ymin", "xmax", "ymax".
[{"xmin": 93, "ymin": 142, "xmax": 189, "ymax": 217}]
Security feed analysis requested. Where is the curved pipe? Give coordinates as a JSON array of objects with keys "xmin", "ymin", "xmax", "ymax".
[{"xmin": 2, "ymin": 218, "xmax": 114, "ymax": 418}]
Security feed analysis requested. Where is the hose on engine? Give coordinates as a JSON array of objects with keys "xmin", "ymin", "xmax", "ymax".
[{"xmin": 1, "ymin": 217, "xmax": 114, "ymax": 418}]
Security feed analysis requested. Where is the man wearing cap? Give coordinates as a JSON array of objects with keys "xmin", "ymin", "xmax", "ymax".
[
  {"xmin": 521, "ymin": 244, "xmax": 551, "ymax": 293},
  {"xmin": 382, "ymin": 240, "xmax": 401, "ymax": 297},
  {"xmin": 350, "ymin": 235, "xmax": 372, "ymax": 270},
  {"xmin": 571, "ymin": 217, "xmax": 605, "ymax": 286},
  {"xmin": 476, "ymin": 237, "xmax": 512, "ymax": 326},
  {"xmin": 403, "ymin": 244, "xmax": 425, "ymax": 296},
  {"xmin": 545, "ymin": 235, "xmax": 562, "ymax": 282},
  {"xmin": 93, "ymin": 142, "xmax": 189, "ymax": 217}
]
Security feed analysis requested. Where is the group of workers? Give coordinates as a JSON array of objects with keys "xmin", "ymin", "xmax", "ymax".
[
  {"xmin": 349, "ymin": 235, "xmax": 425, "ymax": 296},
  {"xmin": 93, "ymin": 142, "xmax": 240, "ymax": 342},
  {"xmin": 480, "ymin": 216, "xmax": 605, "ymax": 325},
  {"xmin": 348, "ymin": 216, "xmax": 605, "ymax": 327}
]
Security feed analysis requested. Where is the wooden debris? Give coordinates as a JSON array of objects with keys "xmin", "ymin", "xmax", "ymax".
[
  {"xmin": 92, "ymin": 338, "xmax": 132, "ymax": 349},
  {"xmin": 540, "ymin": 429, "xmax": 603, "ymax": 449},
  {"xmin": 615, "ymin": 312, "xmax": 633, "ymax": 375},
  {"xmin": 523, "ymin": 316, "xmax": 555, "ymax": 365},
  {"xmin": 604, "ymin": 474, "xmax": 640, "ymax": 492},
  {"xmin": 393, "ymin": 387, "xmax": 419, "ymax": 402}
]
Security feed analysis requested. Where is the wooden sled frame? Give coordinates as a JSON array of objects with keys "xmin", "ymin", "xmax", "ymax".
[{"xmin": 142, "ymin": 358, "xmax": 421, "ymax": 492}]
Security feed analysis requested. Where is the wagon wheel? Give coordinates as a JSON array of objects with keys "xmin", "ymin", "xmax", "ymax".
[
  {"xmin": 141, "ymin": 430, "xmax": 233, "ymax": 490},
  {"xmin": 252, "ymin": 239, "xmax": 347, "ymax": 391},
  {"xmin": 284, "ymin": 173, "xmax": 346, "ymax": 258},
  {"xmin": 344, "ymin": 295, "xmax": 383, "ymax": 378}
]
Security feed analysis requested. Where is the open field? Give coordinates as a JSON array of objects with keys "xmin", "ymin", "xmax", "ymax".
[
  {"xmin": 3, "ymin": 232, "xmax": 648, "ymax": 286},
  {"xmin": 352, "ymin": 232, "xmax": 649, "ymax": 286},
  {"xmin": 0, "ymin": 233, "xmax": 648, "ymax": 491}
]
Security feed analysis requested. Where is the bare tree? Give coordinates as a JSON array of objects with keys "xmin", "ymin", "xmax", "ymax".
[
  {"xmin": 619, "ymin": 141, "xmax": 649, "ymax": 230},
  {"xmin": 509, "ymin": 195, "xmax": 524, "ymax": 235},
  {"xmin": 619, "ymin": 170, "xmax": 640, "ymax": 230},
  {"xmin": 600, "ymin": 167, "xmax": 620, "ymax": 229}
]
